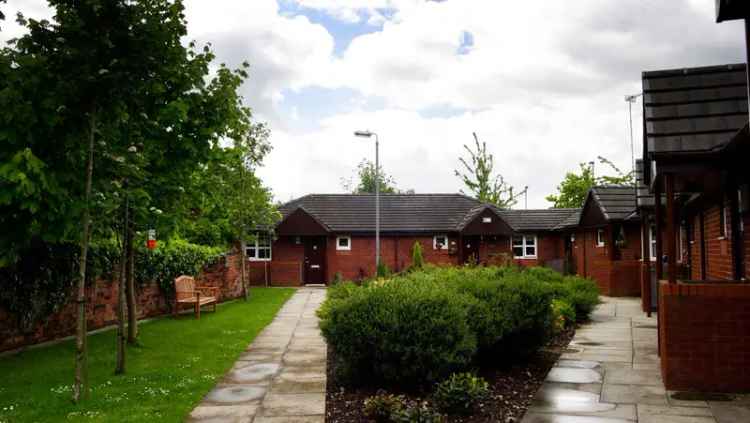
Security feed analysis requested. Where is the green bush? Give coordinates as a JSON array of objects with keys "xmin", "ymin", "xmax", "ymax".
[
  {"xmin": 320, "ymin": 265, "xmax": 598, "ymax": 388},
  {"xmin": 320, "ymin": 279, "xmax": 477, "ymax": 386},
  {"xmin": 411, "ymin": 241, "xmax": 424, "ymax": 270},
  {"xmin": 391, "ymin": 403, "xmax": 444, "ymax": 423},
  {"xmin": 363, "ymin": 392, "xmax": 407, "ymax": 422},
  {"xmin": 551, "ymin": 299, "xmax": 576, "ymax": 333},
  {"xmin": 134, "ymin": 239, "xmax": 223, "ymax": 298},
  {"xmin": 433, "ymin": 372, "xmax": 489, "ymax": 416},
  {"xmin": 376, "ymin": 261, "xmax": 392, "ymax": 278}
]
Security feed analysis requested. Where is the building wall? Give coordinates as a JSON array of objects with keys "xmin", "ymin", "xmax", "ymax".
[
  {"xmin": 326, "ymin": 235, "xmax": 459, "ymax": 282},
  {"xmin": 684, "ymin": 201, "xmax": 738, "ymax": 281},
  {"xmin": 247, "ymin": 236, "xmax": 304, "ymax": 286},
  {"xmin": 659, "ymin": 281, "xmax": 750, "ymax": 392},
  {"xmin": 574, "ymin": 224, "xmax": 642, "ymax": 296}
]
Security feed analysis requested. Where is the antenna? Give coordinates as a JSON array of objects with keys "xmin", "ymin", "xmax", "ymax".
[{"xmin": 625, "ymin": 93, "xmax": 642, "ymax": 183}]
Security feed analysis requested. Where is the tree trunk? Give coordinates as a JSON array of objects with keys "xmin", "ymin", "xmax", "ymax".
[
  {"xmin": 240, "ymin": 240, "xmax": 248, "ymax": 301},
  {"xmin": 126, "ymin": 217, "xmax": 137, "ymax": 344},
  {"xmin": 73, "ymin": 108, "xmax": 96, "ymax": 403},
  {"xmin": 115, "ymin": 194, "xmax": 128, "ymax": 374}
]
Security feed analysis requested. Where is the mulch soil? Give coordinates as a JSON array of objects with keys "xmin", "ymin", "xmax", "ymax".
[{"xmin": 325, "ymin": 328, "xmax": 575, "ymax": 423}]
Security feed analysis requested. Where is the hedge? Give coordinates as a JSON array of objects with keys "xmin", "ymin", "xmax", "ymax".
[{"xmin": 319, "ymin": 265, "xmax": 598, "ymax": 387}]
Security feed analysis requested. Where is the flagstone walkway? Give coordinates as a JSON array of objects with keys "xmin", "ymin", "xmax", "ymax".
[
  {"xmin": 189, "ymin": 287, "xmax": 327, "ymax": 423},
  {"xmin": 522, "ymin": 297, "xmax": 750, "ymax": 423}
]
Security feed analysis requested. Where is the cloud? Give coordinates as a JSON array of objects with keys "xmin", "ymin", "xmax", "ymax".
[
  {"xmin": 183, "ymin": 0, "xmax": 336, "ymax": 128},
  {"xmin": 2, "ymin": 0, "xmax": 746, "ymax": 209}
]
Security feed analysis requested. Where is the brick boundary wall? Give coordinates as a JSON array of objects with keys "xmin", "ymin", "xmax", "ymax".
[
  {"xmin": 659, "ymin": 281, "xmax": 750, "ymax": 392},
  {"xmin": 0, "ymin": 253, "xmax": 246, "ymax": 353}
]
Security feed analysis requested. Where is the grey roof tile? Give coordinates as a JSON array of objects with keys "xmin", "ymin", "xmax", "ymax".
[
  {"xmin": 495, "ymin": 208, "xmax": 581, "ymax": 232},
  {"xmin": 589, "ymin": 186, "xmax": 638, "ymax": 222},
  {"xmin": 642, "ymin": 63, "xmax": 748, "ymax": 155}
]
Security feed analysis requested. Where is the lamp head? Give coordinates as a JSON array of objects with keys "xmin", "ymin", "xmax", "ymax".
[{"xmin": 354, "ymin": 130, "xmax": 373, "ymax": 138}]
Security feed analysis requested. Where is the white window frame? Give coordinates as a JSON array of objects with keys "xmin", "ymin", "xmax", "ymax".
[
  {"xmin": 649, "ymin": 224, "xmax": 657, "ymax": 262},
  {"xmin": 511, "ymin": 235, "xmax": 537, "ymax": 259},
  {"xmin": 433, "ymin": 234, "xmax": 448, "ymax": 250},
  {"xmin": 596, "ymin": 229, "xmax": 605, "ymax": 247},
  {"xmin": 247, "ymin": 232, "xmax": 272, "ymax": 261},
  {"xmin": 336, "ymin": 235, "xmax": 351, "ymax": 251}
]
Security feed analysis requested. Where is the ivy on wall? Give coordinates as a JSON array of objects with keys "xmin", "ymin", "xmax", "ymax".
[
  {"xmin": 0, "ymin": 238, "xmax": 223, "ymax": 331},
  {"xmin": 0, "ymin": 239, "xmax": 119, "ymax": 332}
]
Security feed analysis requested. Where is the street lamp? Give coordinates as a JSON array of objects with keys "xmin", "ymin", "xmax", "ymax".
[{"xmin": 354, "ymin": 130, "xmax": 381, "ymax": 271}]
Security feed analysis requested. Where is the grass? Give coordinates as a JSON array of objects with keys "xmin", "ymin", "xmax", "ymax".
[{"xmin": 0, "ymin": 287, "xmax": 295, "ymax": 422}]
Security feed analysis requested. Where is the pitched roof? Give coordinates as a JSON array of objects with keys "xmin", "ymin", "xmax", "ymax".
[
  {"xmin": 496, "ymin": 208, "xmax": 581, "ymax": 232},
  {"xmin": 642, "ymin": 63, "xmax": 748, "ymax": 156},
  {"xmin": 278, "ymin": 193, "xmax": 484, "ymax": 233},
  {"xmin": 588, "ymin": 186, "xmax": 638, "ymax": 222},
  {"xmin": 277, "ymin": 194, "xmax": 582, "ymax": 233}
]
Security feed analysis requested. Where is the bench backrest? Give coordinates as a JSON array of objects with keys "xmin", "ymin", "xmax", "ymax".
[{"xmin": 175, "ymin": 275, "xmax": 195, "ymax": 301}]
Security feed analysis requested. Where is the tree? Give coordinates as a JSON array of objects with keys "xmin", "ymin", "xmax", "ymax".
[
  {"xmin": 2, "ymin": 0, "xmax": 275, "ymax": 400},
  {"xmin": 455, "ymin": 133, "xmax": 519, "ymax": 208},
  {"xmin": 546, "ymin": 156, "xmax": 634, "ymax": 208},
  {"xmin": 342, "ymin": 159, "xmax": 398, "ymax": 194}
]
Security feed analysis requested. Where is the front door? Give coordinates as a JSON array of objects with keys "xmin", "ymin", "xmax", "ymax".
[
  {"xmin": 462, "ymin": 236, "xmax": 480, "ymax": 264},
  {"xmin": 304, "ymin": 237, "xmax": 326, "ymax": 284}
]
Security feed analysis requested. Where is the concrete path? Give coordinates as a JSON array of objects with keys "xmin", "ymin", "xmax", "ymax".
[
  {"xmin": 522, "ymin": 297, "xmax": 750, "ymax": 423},
  {"xmin": 189, "ymin": 287, "xmax": 327, "ymax": 423}
]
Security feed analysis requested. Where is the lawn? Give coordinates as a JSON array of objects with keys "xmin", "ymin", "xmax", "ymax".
[{"xmin": 0, "ymin": 287, "xmax": 295, "ymax": 423}]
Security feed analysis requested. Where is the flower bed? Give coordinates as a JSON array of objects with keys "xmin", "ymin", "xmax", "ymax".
[{"xmin": 319, "ymin": 265, "xmax": 599, "ymax": 421}]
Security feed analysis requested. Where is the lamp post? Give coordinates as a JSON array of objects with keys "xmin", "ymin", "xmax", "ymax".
[{"xmin": 354, "ymin": 130, "xmax": 380, "ymax": 271}]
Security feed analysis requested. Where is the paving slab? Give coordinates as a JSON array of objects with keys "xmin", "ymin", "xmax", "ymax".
[
  {"xmin": 190, "ymin": 288, "xmax": 327, "ymax": 422},
  {"xmin": 709, "ymin": 403, "xmax": 750, "ymax": 423},
  {"xmin": 522, "ymin": 297, "xmax": 729, "ymax": 423}
]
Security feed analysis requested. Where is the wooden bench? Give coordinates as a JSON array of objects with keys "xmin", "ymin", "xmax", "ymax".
[{"xmin": 173, "ymin": 275, "xmax": 219, "ymax": 319}]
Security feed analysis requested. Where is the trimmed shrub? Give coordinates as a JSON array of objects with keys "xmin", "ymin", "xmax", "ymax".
[
  {"xmin": 411, "ymin": 241, "xmax": 424, "ymax": 270},
  {"xmin": 320, "ymin": 279, "xmax": 477, "ymax": 386},
  {"xmin": 433, "ymin": 372, "xmax": 489, "ymax": 415},
  {"xmin": 320, "ymin": 265, "xmax": 597, "ymax": 388},
  {"xmin": 392, "ymin": 403, "xmax": 444, "ymax": 423},
  {"xmin": 377, "ymin": 261, "xmax": 392, "ymax": 278},
  {"xmin": 363, "ymin": 392, "xmax": 407, "ymax": 422},
  {"xmin": 551, "ymin": 299, "xmax": 576, "ymax": 333}
]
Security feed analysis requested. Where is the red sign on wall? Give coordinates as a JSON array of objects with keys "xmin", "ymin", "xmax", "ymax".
[{"xmin": 147, "ymin": 229, "xmax": 157, "ymax": 250}]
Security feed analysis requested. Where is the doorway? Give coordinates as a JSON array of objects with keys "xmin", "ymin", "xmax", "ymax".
[
  {"xmin": 304, "ymin": 236, "xmax": 326, "ymax": 284},
  {"xmin": 462, "ymin": 236, "xmax": 480, "ymax": 265}
]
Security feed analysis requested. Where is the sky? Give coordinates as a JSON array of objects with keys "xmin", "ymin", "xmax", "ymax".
[{"xmin": 1, "ymin": 0, "xmax": 747, "ymax": 208}]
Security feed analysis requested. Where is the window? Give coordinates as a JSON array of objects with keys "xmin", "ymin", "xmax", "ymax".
[
  {"xmin": 719, "ymin": 202, "xmax": 727, "ymax": 238},
  {"xmin": 247, "ymin": 232, "xmax": 272, "ymax": 261},
  {"xmin": 649, "ymin": 225, "xmax": 657, "ymax": 261},
  {"xmin": 433, "ymin": 234, "xmax": 448, "ymax": 250},
  {"xmin": 596, "ymin": 229, "xmax": 605, "ymax": 247},
  {"xmin": 679, "ymin": 224, "xmax": 686, "ymax": 263},
  {"xmin": 482, "ymin": 217, "xmax": 492, "ymax": 223},
  {"xmin": 336, "ymin": 235, "xmax": 351, "ymax": 251},
  {"xmin": 512, "ymin": 235, "xmax": 537, "ymax": 259}
]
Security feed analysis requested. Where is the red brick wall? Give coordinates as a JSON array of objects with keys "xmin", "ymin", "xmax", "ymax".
[
  {"xmin": 659, "ymin": 281, "xmax": 750, "ymax": 392},
  {"xmin": 683, "ymin": 202, "xmax": 737, "ymax": 281},
  {"xmin": 326, "ymin": 235, "xmax": 459, "ymax": 281},
  {"xmin": 510, "ymin": 233, "xmax": 563, "ymax": 268},
  {"xmin": 0, "ymin": 254, "xmax": 246, "ymax": 353},
  {"xmin": 574, "ymin": 224, "xmax": 641, "ymax": 296},
  {"xmin": 703, "ymin": 204, "xmax": 734, "ymax": 280}
]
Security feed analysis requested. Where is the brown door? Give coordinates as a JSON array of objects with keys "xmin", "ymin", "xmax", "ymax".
[
  {"xmin": 462, "ymin": 236, "xmax": 480, "ymax": 264},
  {"xmin": 304, "ymin": 236, "xmax": 326, "ymax": 284}
]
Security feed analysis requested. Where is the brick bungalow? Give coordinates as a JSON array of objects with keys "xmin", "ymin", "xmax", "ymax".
[
  {"xmin": 641, "ymin": 62, "xmax": 750, "ymax": 392},
  {"xmin": 245, "ymin": 194, "xmax": 581, "ymax": 285},
  {"xmin": 573, "ymin": 186, "xmax": 643, "ymax": 297}
]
